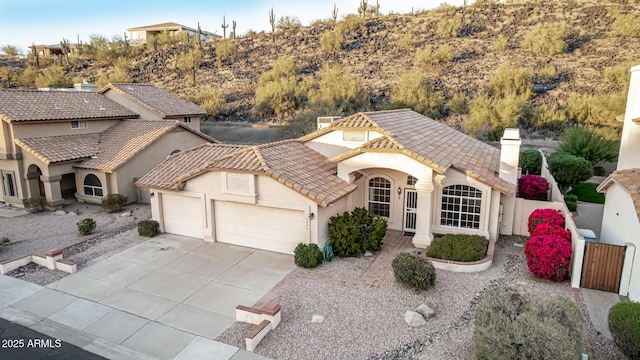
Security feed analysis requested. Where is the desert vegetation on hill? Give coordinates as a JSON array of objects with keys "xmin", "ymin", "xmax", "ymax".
[{"xmin": 1, "ymin": 0, "xmax": 639, "ymax": 140}]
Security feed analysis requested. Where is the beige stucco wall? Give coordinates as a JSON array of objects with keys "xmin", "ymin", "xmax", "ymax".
[
  {"xmin": 75, "ymin": 169, "xmax": 110, "ymax": 204},
  {"xmin": 318, "ymin": 196, "xmax": 349, "ymax": 247},
  {"xmin": 305, "ymin": 129, "xmax": 383, "ymax": 156},
  {"xmin": 11, "ymin": 120, "xmax": 120, "ymax": 140}
]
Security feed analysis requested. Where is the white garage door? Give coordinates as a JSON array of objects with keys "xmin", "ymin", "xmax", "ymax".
[
  {"xmin": 161, "ymin": 194, "xmax": 204, "ymax": 238},
  {"xmin": 214, "ymin": 201, "xmax": 307, "ymax": 254}
]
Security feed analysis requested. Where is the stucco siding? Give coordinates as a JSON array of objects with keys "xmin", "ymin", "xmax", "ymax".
[
  {"xmin": 103, "ymin": 91, "xmax": 163, "ymax": 120},
  {"xmin": 11, "ymin": 120, "xmax": 120, "ymax": 140},
  {"xmin": 601, "ymin": 184, "xmax": 640, "ymax": 246},
  {"xmin": 318, "ymin": 196, "xmax": 348, "ymax": 247},
  {"xmin": 307, "ymin": 130, "xmax": 383, "ymax": 150}
]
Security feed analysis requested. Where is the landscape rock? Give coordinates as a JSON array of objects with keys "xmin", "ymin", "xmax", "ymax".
[
  {"xmin": 416, "ymin": 304, "xmax": 435, "ymax": 320},
  {"xmin": 404, "ymin": 310, "xmax": 427, "ymax": 327},
  {"xmin": 364, "ymin": 251, "xmax": 373, "ymax": 257},
  {"xmin": 120, "ymin": 211, "xmax": 132, "ymax": 217},
  {"xmin": 311, "ymin": 315, "xmax": 324, "ymax": 323},
  {"xmin": 68, "ymin": 211, "xmax": 77, "ymax": 216},
  {"xmin": 53, "ymin": 210, "xmax": 66, "ymax": 215}
]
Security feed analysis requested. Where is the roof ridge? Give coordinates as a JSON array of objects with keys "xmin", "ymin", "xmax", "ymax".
[{"xmin": 251, "ymin": 146, "xmax": 270, "ymax": 171}]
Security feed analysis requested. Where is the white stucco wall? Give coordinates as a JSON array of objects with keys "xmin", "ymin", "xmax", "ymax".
[
  {"xmin": 306, "ymin": 129, "xmax": 383, "ymax": 152},
  {"xmin": 601, "ymin": 184, "xmax": 639, "ymax": 246},
  {"xmin": 617, "ymin": 64, "xmax": 640, "ymax": 170}
]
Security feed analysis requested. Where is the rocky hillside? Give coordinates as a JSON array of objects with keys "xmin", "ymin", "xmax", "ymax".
[{"xmin": 5, "ymin": 0, "xmax": 640, "ymax": 136}]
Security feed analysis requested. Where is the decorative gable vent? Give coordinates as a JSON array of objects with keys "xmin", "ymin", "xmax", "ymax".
[{"xmin": 317, "ymin": 116, "xmax": 341, "ymax": 130}]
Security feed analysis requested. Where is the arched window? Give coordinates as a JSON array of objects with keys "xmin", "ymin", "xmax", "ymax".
[
  {"xmin": 368, "ymin": 177, "xmax": 391, "ymax": 217},
  {"xmin": 170, "ymin": 149, "xmax": 181, "ymax": 155},
  {"xmin": 440, "ymin": 184, "xmax": 482, "ymax": 229},
  {"xmin": 83, "ymin": 174, "xmax": 103, "ymax": 197}
]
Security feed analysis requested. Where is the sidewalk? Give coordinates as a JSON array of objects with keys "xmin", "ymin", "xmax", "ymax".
[{"xmin": 0, "ymin": 274, "xmax": 269, "ymax": 360}]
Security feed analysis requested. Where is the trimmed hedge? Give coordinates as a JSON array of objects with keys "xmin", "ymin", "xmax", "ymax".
[
  {"xmin": 520, "ymin": 149, "xmax": 542, "ymax": 175},
  {"xmin": 391, "ymin": 253, "xmax": 436, "ymax": 290},
  {"xmin": 77, "ymin": 218, "xmax": 96, "ymax": 235},
  {"xmin": 564, "ymin": 194, "xmax": 578, "ymax": 212},
  {"xmin": 426, "ymin": 234, "xmax": 489, "ymax": 262},
  {"xmin": 328, "ymin": 207, "xmax": 387, "ymax": 257},
  {"xmin": 138, "ymin": 220, "xmax": 160, "ymax": 237},
  {"xmin": 101, "ymin": 193, "xmax": 126, "ymax": 213},
  {"xmin": 609, "ymin": 302, "xmax": 640, "ymax": 359},
  {"xmin": 294, "ymin": 243, "xmax": 324, "ymax": 268},
  {"xmin": 524, "ymin": 234, "xmax": 572, "ymax": 281}
]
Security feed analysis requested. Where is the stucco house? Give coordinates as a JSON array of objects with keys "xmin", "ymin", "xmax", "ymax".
[
  {"xmin": 0, "ymin": 86, "xmax": 214, "ymax": 209},
  {"xmin": 127, "ymin": 22, "xmax": 218, "ymax": 45},
  {"xmin": 597, "ymin": 63, "xmax": 640, "ymax": 301},
  {"xmin": 137, "ymin": 109, "xmax": 521, "ymax": 254}
]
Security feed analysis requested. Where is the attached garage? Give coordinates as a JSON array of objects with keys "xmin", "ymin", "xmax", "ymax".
[
  {"xmin": 161, "ymin": 193, "xmax": 204, "ymax": 238},
  {"xmin": 214, "ymin": 201, "xmax": 308, "ymax": 254}
]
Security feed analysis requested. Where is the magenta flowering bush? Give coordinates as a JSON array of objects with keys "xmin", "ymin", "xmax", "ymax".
[
  {"xmin": 527, "ymin": 208, "xmax": 565, "ymax": 235},
  {"xmin": 532, "ymin": 223, "xmax": 571, "ymax": 241},
  {"xmin": 524, "ymin": 234, "xmax": 572, "ymax": 281},
  {"xmin": 517, "ymin": 175, "xmax": 549, "ymax": 200}
]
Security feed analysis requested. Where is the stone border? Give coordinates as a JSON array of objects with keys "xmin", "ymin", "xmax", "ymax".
[
  {"xmin": 0, "ymin": 249, "xmax": 77, "ymax": 274},
  {"xmin": 424, "ymin": 238, "xmax": 495, "ymax": 273}
]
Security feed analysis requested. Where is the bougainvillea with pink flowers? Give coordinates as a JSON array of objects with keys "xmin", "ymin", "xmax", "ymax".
[
  {"xmin": 527, "ymin": 208, "xmax": 565, "ymax": 235},
  {"xmin": 524, "ymin": 234, "xmax": 572, "ymax": 281},
  {"xmin": 517, "ymin": 175, "xmax": 549, "ymax": 200},
  {"xmin": 532, "ymin": 223, "xmax": 571, "ymax": 241}
]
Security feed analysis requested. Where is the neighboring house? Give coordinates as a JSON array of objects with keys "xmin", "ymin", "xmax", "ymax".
[
  {"xmin": 137, "ymin": 109, "xmax": 521, "ymax": 255},
  {"xmin": 99, "ymin": 83, "xmax": 206, "ymax": 131},
  {"xmin": 597, "ymin": 63, "xmax": 640, "ymax": 301},
  {"xmin": 127, "ymin": 22, "xmax": 218, "ymax": 45},
  {"xmin": 30, "ymin": 43, "xmax": 80, "ymax": 57},
  {"xmin": 0, "ymin": 86, "xmax": 214, "ymax": 209}
]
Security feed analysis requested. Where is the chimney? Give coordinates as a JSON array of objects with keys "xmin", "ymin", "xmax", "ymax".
[
  {"xmin": 499, "ymin": 128, "xmax": 521, "ymax": 185},
  {"xmin": 617, "ymin": 64, "xmax": 640, "ymax": 170}
]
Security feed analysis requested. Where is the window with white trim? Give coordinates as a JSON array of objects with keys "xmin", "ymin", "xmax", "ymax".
[
  {"xmin": 71, "ymin": 121, "xmax": 87, "ymax": 129},
  {"xmin": 368, "ymin": 177, "xmax": 391, "ymax": 217},
  {"xmin": 83, "ymin": 174, "xmax": 103, "ymax": 197},
  {"xmin": 407, "ymin": 176, "xmax": 417, "ymax": 185},
  {"xmin": 3, "ymin": 172, "xmax": 16, "ymax": 197},
  {"xmin": 183, "ymin": 117, "xmax": 192, "ymax": 123},
  {"xmin": 440, "ymin": 184, "xmax": 482, "ymax": 229}
]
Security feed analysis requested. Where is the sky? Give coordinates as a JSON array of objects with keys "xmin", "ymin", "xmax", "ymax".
[{"xmin": 0, "ymin": 0, "xmax": 465, "ymax": 54}]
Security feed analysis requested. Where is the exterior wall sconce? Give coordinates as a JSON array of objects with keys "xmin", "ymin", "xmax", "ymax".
[
  {"xmin": 150, "ymin": 192, "xmax": 155, "ymax": 197},
  {"xmin": 309, "ymin": 212, "xmax": 315, "ymax": 220},
  {"xmin": 397, "ymin": 187, "xmax": 402, "ymax": 195}
]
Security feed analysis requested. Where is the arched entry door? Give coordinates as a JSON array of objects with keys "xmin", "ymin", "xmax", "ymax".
[{"xmin": 26, "ymin": 164, "xmax": 45, "ymax": 198}]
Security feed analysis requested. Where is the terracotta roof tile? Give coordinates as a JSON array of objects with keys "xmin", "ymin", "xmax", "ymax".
[
  {"xmin": 0, "ymin": 90, "xmax": 137, "ymax": 122},
  {"xmin": 100, "ymin": 84, "xmax": 206, "ymax": 118},
  {"xmin": 598, "ymin": 168, "xmax": 640, "ymax": 221},
  {"xmin": 15, "ymin": 134, "xmax": 100, "ymax": 164}
]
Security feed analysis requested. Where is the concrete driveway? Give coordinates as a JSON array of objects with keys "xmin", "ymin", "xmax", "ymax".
[{"xmin": 31, "ymin": 234, "xmax": 294, "ymax": 359}]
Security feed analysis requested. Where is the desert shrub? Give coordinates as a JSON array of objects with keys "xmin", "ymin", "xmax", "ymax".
[
  {"xmin": 1, "ymin": 44, "xmax": 20, "ymax": 57},
  {"xmin": 547, "ymin": 152, "xmax": 593, "ymax": 194},
  {"xmin": 24, "ymin": 196, "xmax": 46, "ymax": 213},
  {"xmin": 279, "ymin": 108, "xmax": 326, "ymax": 139},
  {"xmin": 101, "ymin": 193, "xmax": 126, "ymax": 213},
  {"xmin": 465, "ymin": 93, "xmax": 530, "ymax": 140},
  {"xmin": 392, "ymin": 253, "xmax": 436, "ymax": 290},
  {"xmin": 609, "ymin": 302, "xmax": 640, "ymax": 359},
  {"xmin": 138, "ymin": 219, "xmax": 160, "ymax": 237},
  {"xmin": 520, "ymin": 21, "xmax": 568, "ymax": 56},
  {"xmin": 488, "ymin": 65, "xmax": 533, "ymax": 101},
  {"xmin": 519, "ymin": 149, "xmax": 542, "ymax": 175},
  {"xmin": 532, "ymin": 223, "xmax": 571, "ymax": 241},
  {"xmin": 474, "ymin": 284, "xmax": 582, "ymax": 360},
  {"xmin": 533, "ymin": 104, "xmax": 566, "ymax": 131},
  {"xmin": 18, "ymin": 66, "xmax": 39, "ymax": 87},
  {"xmin": 215, "ymin": 39, "xmax": 239, "ymax": 60},
  {"xmin": 611, "ymin": 12, "xmax": 640, "ymax": 38},
  {"xmin": 35, "ymin": 66, "xmax": 72, "ymax": 88},
  {"xmin": 436, "ymin": 14, "xmax": 462, "ymax": 38},
  {"xmin": 524, "ymin": 234, "xmax": 572, "ymax": 281},
  {"xmin": 77, "ymin": 218, "xmax": 97, "ymax": 236},
  {"xmin": 537, "ymin": 66, "xmax": 558, "ymax": 83},
  {"xmin": 397, "ymin": 33, "xmax": 417, "ymax": 49},
  {"xmin": 492, "ymin": 35, "xmax": 509, "ymax": 52},
  {"xmin": 83, "ymin": 34, "xmax": 138, "ymax": 64},
  {"xmin": 446, "ymin": 92, "xmax": 469, "ymax": 114},
  {"xmin": 336, "ymin": 14, "xmax": 364, "ymax": 33},
  {"xmin": 294, "ymin": 243, "xmax": 323, "ymax": 268},
  {"xmin": 320, "ymin": 29, "xmax": 344, "ymax": 53},
  {"xmin": 528, "ymin": 208, "xmax": 565, "ymax": 235},
  {"xmin": 517, "ymin": 174, "xmax": 549, "ymax": 200},
  {"xmin": 254, "ymin": 57, "xmax": 306, "ymax": 116},
  {"xmin": 308, "ymin": 63, "xmax": 367, "ymax": 114},
  {"xmin": 96, "ymin": 61, "xmax": 132, "ymax": 89},
  {"xmin": 415, "ymin": 45, "xmax": 454, "ymax": 68},
  {"xmin": 328, "ymin": 207, "xmax": 388, "ymax": 257},
  {"xmin": 566, "ymin": 92, "xmax": 627, "ymax": 128},
  {"xmin": 558, "ymin": 127, "xmax": 619, "ymax": 167},
  {"xmin": 426, "ymin": 234, "xmax": 488, "ymax": 262},
  {"xmin": 604, "ymin": 63, "xmax": 631, "ymax": 87},
  {"xmin": 387, "ymin": 71, "xmax": 444, "ymax": 119},
  {"xmin": 593, "ymin": 166, "xmax": 606, "ymax": 176},
  {"xmin": 276, "ymin": 16, "xmax": 301, "ymax": 30},
  {"xmin": 0, "ymin": 236, "xmax": 9, "ymax": 245},
  {"xmin": 153, "ymin": 30, "xmax": 190, "ymax": 49},
  {"xmin": 194, "ymin": 87, "xmax": 225, "ymax": 116},
  {"xmin": 564, "ymin": 194, "xmax": 578, "ymax": 212}
]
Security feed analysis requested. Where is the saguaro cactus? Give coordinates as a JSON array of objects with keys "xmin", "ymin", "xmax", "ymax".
[
  {"xmin": 221, "ymin": 16, "xmax": 229, "ymax": 39},
  {"xmin": 197, "ymin": 22, "xmax": 202, "ymax": 48},
  {"xmin": 358, "ymin": 0, "xmax": 368, "ymax": 18},
  {"xmin": 269, "ymin": 8, "xmax": 276, "ymax": 42},
  {"xmin": 332, "ymin": 3, "xmax": 338, "ymax": 23},
  {"xmin": 232, "ymin": 20, "xmax": 237, "ymax": 39}
]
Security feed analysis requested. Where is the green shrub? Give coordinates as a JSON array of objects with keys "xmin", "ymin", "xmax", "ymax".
[
  {"xmin": 397, "ymin": 33, "xmax": 417, "ymax": 49},
  {"xmin": 308, "ymin": 63, "xmax": 367, "ymax": 114},
  {"xmin": 547, "ymin": 152, "xmax": 593, "ymax": 194},
  {"xmin": 446, "ymin": 92, "xmax": 469, "ymax": 115},
  {"xmin": 387, "ymin": 70, "xmax": 444, "ymax": 119},
  {"xmin": 328, "ymin": 207, "xmax": 387, "ymax": 257},
  {"xmin": 474, "ymin": 284, "xmax": 582, "ymax": 360},
  {"xmin": 426, "ymin": 234, "xmax": 489, "ymax": 262},
  {"xmin": 276, "ymin": 16, "xmax": 301, "ymax": 30},
  {"xmin": 520, "ymin": 149, "xmax": 542, "ymax": 175},
  {"xmin": 392, "ymin": 253, "xmax": 436, "ymax": 290},
  {"xmin": 194, "ymin": 87, "xmax": 226, "ymax": 117},
  {"xmin": 96, "ymin": 62, "xmax": 132, "ymax": 89},
  {"xmin": 336, "ymin": 14, "xmax": 364, "ymax": 33},
  {"xmin": 138, "ymin": 219, "xmax": 160, "ymax": 237},
  {"xmin": 593, "ymin": 165, "xmax": 606, "ymax": 176},
  {"xmin": 35, "ymin": 66, "xmax": 72, "ymax": 88},
  {"xmin": 604, "ymin": 63, "xmax": 631, "ymax": 87},
  {"xmin": 101, "ymin": 194, "xmax": 126, "ymax": 213},
  {"xmin": 609, "ymin": 301, "xmax": 640, "ymax": 359},
  {"xmin": 611, "ymin": 12, "xmax": 640, "ymax": 38},
  {"xmin": 465, "ymin": 93, "xmax": 530, "ymax": 140},
  {"xmin": 520, "ymin": 21, "xmax": 568, "ymax": 56},
  {"xmin": 537, "ymin": 66, "xmax": 558, "ymax": 83},
  {"xmin": 436, "ymin": 15, "xmax": 462, "ymax": 38},
  {"xmin": 558, "ymin": 126, "xmax": 619, "ymax": 167},
  {"xmin": 294, "ymin": 243, "xmax": 324, "ymax": 268},
  {"xmin": 533, "ymin": 104, "xmax": 566, "ymax": 131},
  {"xmin": 254, "ymin": 57, "xmax": 306, "ymax": 116},
  {"xmin": 320, "ymin": 29, "xmax": 344, "ymax": 53},
  {"xmin": 415, "ymin": 45, "xmax": 454, "ymax": 68},
  {"xmin": 77, "ymin": 218, "xmax": 97, "ymax": 236},
  {"xmin": 564, "ymin": 194, "xmax": 578, "ymax": 212},
  {"xmin": 488, "ymin": 65, "xmax": 533, "ymax": 101},
  {"xmin": 216, "ymin": 39, "xmax": 239, "ymax": 60},
  {"xmin": 24, "ymin": 196, "xmax": 46, "ymax": 213},
  {"xmin": 566, "ymin": 92, "xmax": 627, "ymax": 128},
  {"xmin": 0, "ymin": 236, "xmax": 10, "ymax": 245},
  {"xmin": 492, "ymin": 35, "xmax": 509, "ymax": 52}
]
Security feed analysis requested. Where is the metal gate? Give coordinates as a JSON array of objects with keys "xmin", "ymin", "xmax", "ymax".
[
  {"xmin": 581, "ymin": 242, "xmax": 626, "ymax": 293},
  {"xmin": 404, "ymin": 189, "xmax": 417, "ymax": 232}
]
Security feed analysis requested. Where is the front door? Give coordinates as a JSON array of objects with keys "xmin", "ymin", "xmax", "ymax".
[{"xmin": 404, "ymin": 189, "xmax": 417, "ymax": 232}]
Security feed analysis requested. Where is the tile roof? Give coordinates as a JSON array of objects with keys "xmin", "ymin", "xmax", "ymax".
[
  {"xmin": 597, "ymin": 168, "xmax": 640, "ymax": 221},
  {"xmin": 0, "ymin": 90, "xmax": 138, "ymax": 122},
  {"xmin": 138, "ymin": 140, "xmax": 357, "ymax": 207},
  {"xmin": 303, "ymin": 109, "xmax": 515, "ymax": 195},
  {"xmin": 15, "ymin": 120, "xmax": 215, "ymax": 171},
  {"xmin": 127, "ymin": 22, "xmax": 187, "ymax": 31},
  {"xmin": 100, "ymin": 84, "xmax": 206, "ymax": 118}
]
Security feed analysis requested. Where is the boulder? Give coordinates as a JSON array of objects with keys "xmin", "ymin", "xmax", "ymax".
[
  {"xmin": 404, "ymin": 310, "xmax": 427, "ymax": 327},
  {"xmin": 364, "ymin": 251, "xmax": 373, "ymax": 257},
  {"xmin": 416, "ymin": 304, "xmax": 435, "ymax": 320},
  {"xmin": 53, "ymin": 210, "xmax": 66, "ymax": 215},
  {"xmin": 120, "ymin": 211, "xmax": 132, "ymax": 217},
  {"xmin": 68, "ymin": 211, "xmax": 77, "ymax": 216},
  {"xmin": 311, "ymin": 315, "xmax": 324, "ymax": 323}
]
